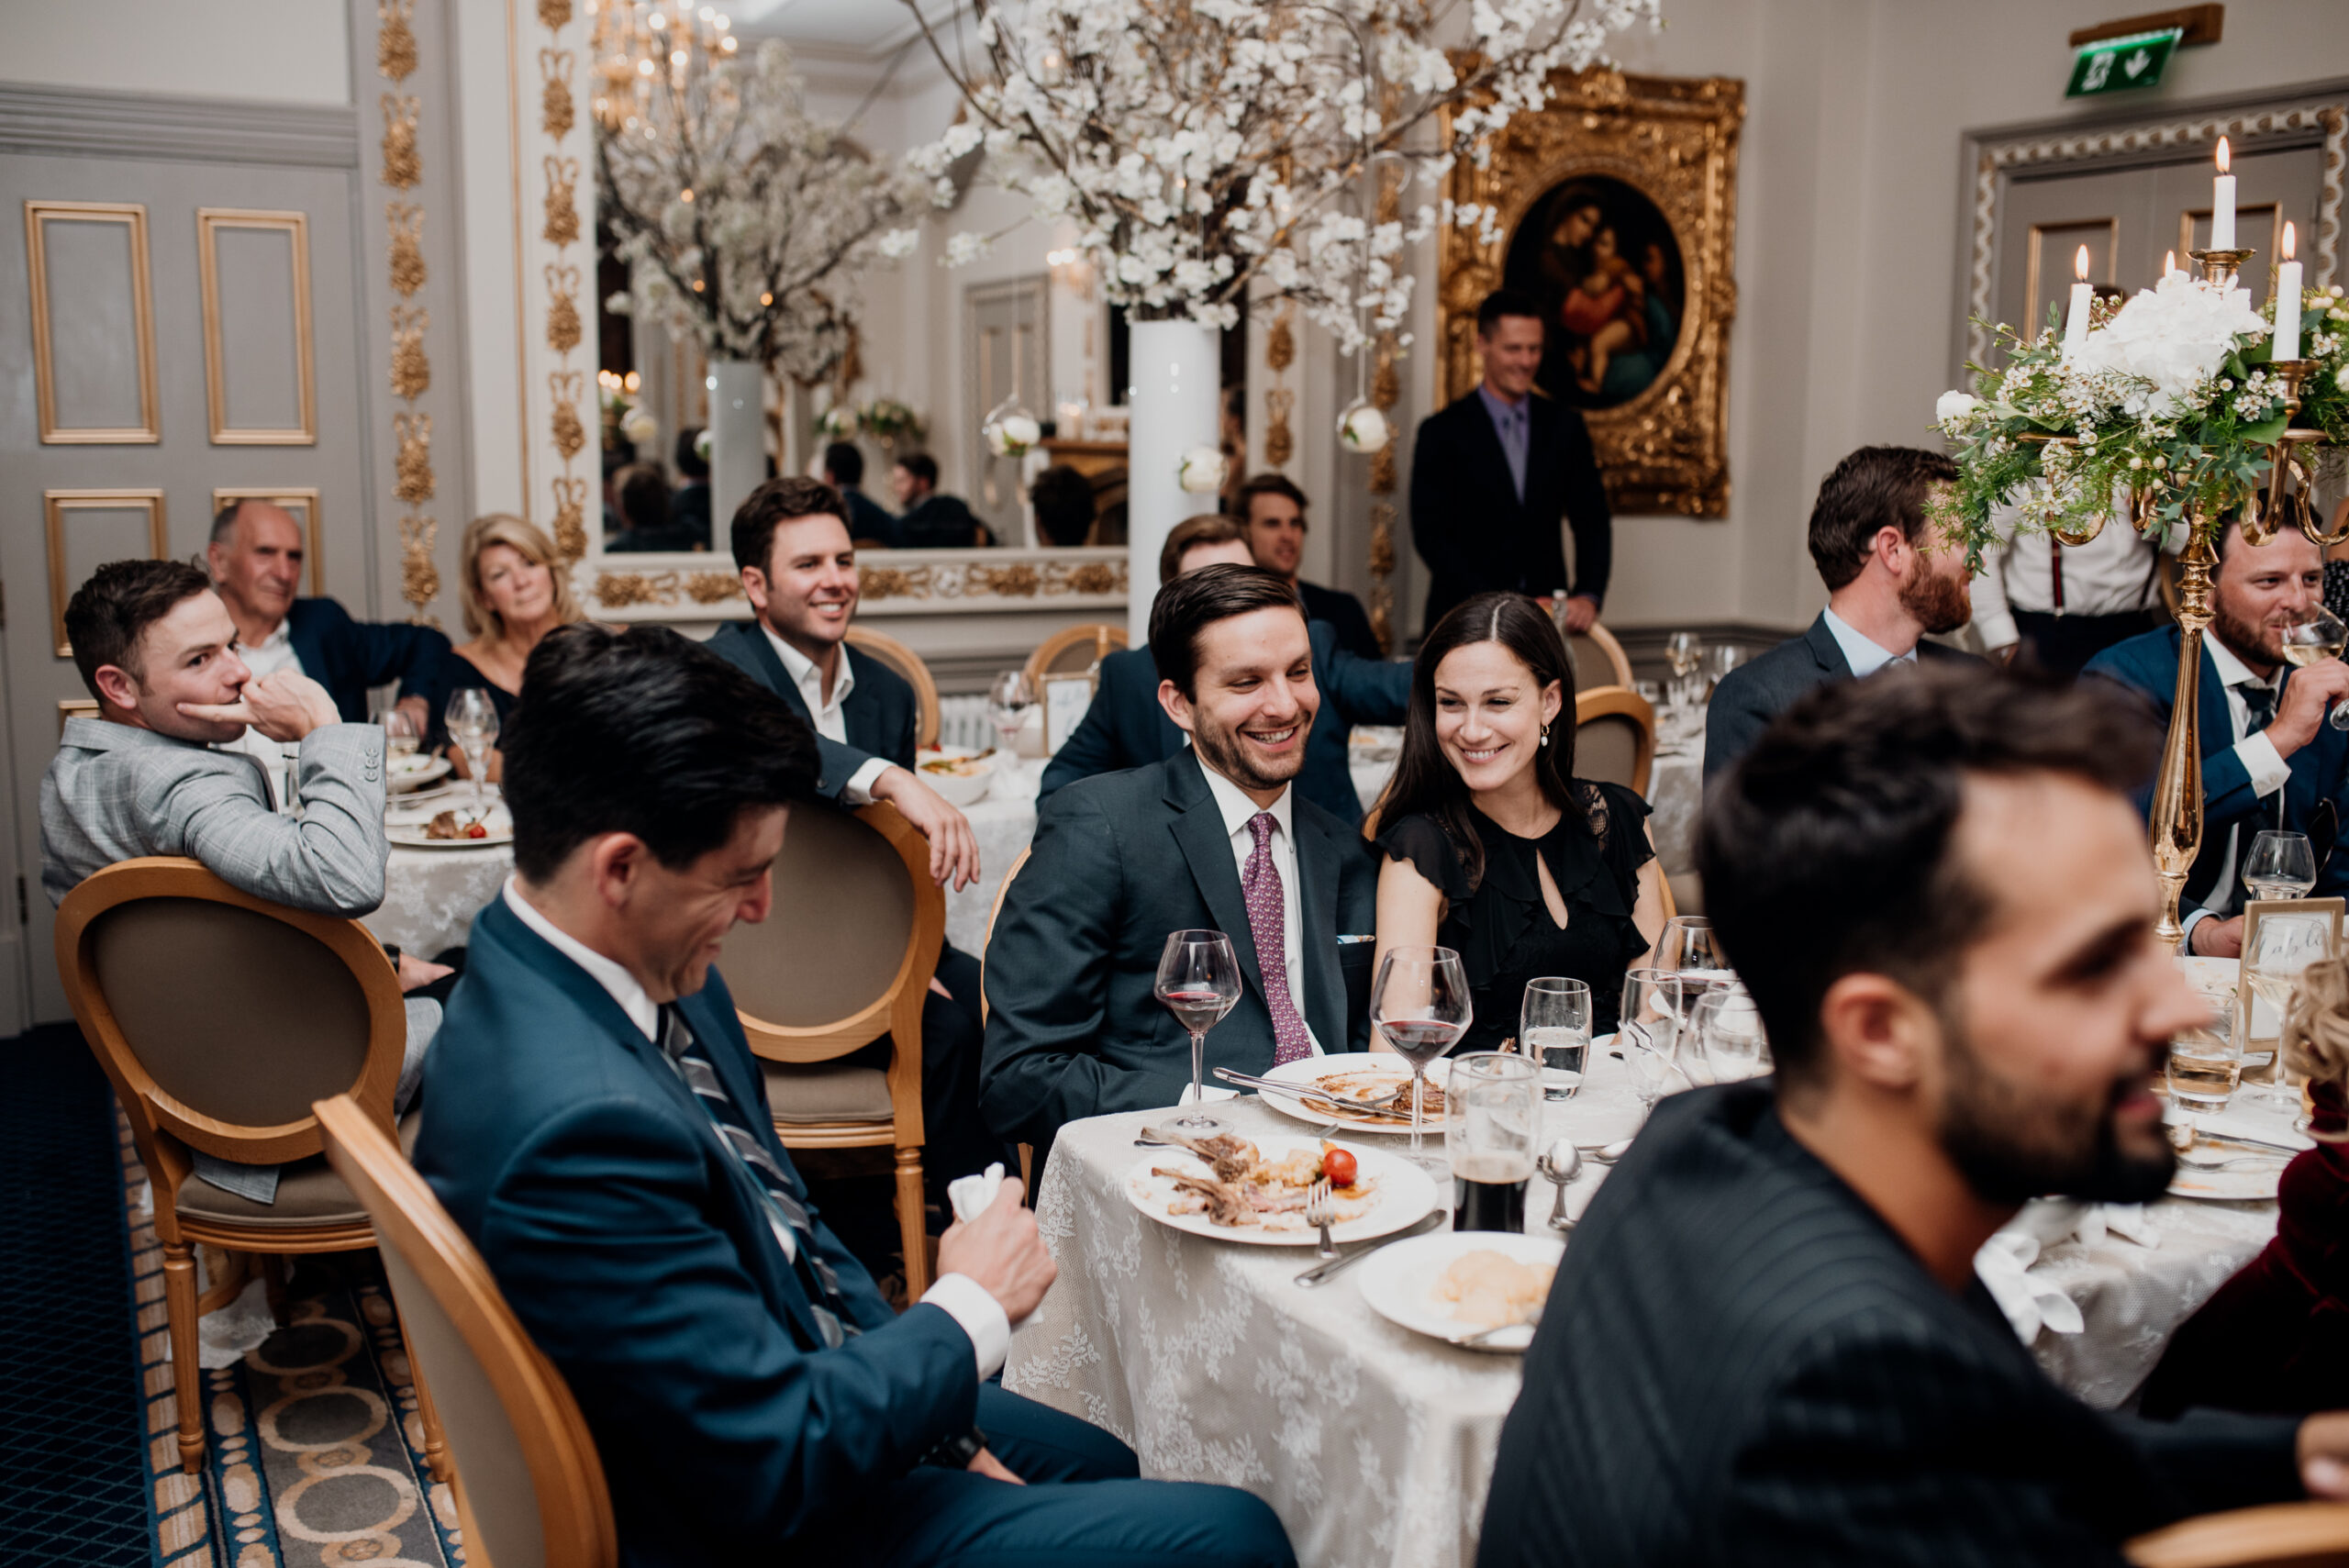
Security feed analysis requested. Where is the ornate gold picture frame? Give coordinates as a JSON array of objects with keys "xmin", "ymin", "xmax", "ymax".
[{"xmin": 1439, "ymin": 69, "xmax": 1742, "ymax": 517}]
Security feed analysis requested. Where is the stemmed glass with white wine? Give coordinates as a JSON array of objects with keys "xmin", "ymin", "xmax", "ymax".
[
  {"xmin": 1371, "ymin": 945, "xmax": 1473, "ymax": 1170},
  {"xmin": 986, "ymin": 670, "xmax": 1037, "ymax": 784},
  {"xmin": 2243, "ymin": 830, "xmax": 2318, "ymax": 905},
  {"xmin": 1664, "ymin": 631, "xmax": 1700, "ymax": 681},
  {"xmin": 443, "ymin": 689, "xmax": 499, "ymax": 813},
  {"xmin": 2280, "ymin": 605, "xmax": 2349, "ymax": 729},
  {"xmin": 1154, "ymin": 930, "xmax": 1243, "ymax": 1133}
]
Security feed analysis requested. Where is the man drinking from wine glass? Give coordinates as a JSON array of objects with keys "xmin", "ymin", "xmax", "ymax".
[
  {"xmin": 2085, "ymin": 525, "xmax": 2349, "ymax": 955},
  {"xmin": 980, "ymin": 564, "xmax": 1381, "ymax": 1162}
]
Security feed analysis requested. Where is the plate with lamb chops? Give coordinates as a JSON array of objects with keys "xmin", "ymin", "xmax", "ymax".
[{"xmin": 1122, "ymin": 1129, "xmax": 1438, "ymax": 1246}]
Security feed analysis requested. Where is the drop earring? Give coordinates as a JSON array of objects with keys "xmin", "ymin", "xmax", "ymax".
[{"xmin": 1540, "ymin": 722, "xmax": 1553, "ymax": 747}]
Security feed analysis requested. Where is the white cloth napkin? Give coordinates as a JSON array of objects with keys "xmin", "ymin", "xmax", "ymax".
[{"xmin": 1976, "ymin": 1199, "xmax": 2162, "ymax": 1341}]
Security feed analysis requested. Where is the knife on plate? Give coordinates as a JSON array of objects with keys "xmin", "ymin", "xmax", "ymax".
[{"xmin": 1293, "ymin": 1210, "xmax": 1444, "ymax": 1288}]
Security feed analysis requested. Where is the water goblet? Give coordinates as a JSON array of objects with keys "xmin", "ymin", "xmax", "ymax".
[
  {"xmin": 2243, "ymin": 830, "xmax": 2318, "ymax": 905},
  {"xmin": 1520, "ymin": 978, "xmax": 1592, "ymax": 1102}
]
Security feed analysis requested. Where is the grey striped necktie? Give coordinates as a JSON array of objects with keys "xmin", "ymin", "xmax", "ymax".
[{"xmin": 658, "ymin": 1005, "xmax": 856, "ymax": 1349}]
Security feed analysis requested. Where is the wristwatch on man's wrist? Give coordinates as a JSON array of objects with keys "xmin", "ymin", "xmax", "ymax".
[{"xmin": 920, "ymin": 1427, "xmax": 986, "ymax": 1470}]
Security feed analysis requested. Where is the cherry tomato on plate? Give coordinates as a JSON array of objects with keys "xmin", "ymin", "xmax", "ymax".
[
  {"xmin": 1321, "ymin": 1148, "xmax": 1358, "ymax": 1188},
  {"xmin": 465, "ymin": 821, "xmax": 489, "ymax": 839}
]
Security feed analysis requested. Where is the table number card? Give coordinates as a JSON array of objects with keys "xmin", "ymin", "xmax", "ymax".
[
  {"xmin": 1043, "ymin": 673, "xmax": 1097, "ymax": 756},
  {"xmin": 2237, "ymin": 896, "xmax": 2346, "ymax": 1060}
]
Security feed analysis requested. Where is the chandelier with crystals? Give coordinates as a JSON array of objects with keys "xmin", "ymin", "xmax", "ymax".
[{"xmin": 589, "ymin": 0, "xmax": 738, "ymax": 134}]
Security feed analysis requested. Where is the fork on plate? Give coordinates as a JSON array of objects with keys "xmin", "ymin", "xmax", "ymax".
[{"xmin": 1304, "ymin": 1178, "xmax": 1337, "ymax": 1260}]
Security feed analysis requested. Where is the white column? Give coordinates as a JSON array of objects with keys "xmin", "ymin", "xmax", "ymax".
[
  {"xmin": 1124, "ymin": 318, "xmax": 1222, "ymax": 639},
  {"xmin": 708, "ymin": 360, "xmax": 766, "ymax": 534}
]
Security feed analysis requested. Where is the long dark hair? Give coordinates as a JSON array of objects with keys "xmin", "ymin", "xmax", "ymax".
[{"xmin": 1382, "ymin": 593, "xmax": 1580, "ymax": 895}]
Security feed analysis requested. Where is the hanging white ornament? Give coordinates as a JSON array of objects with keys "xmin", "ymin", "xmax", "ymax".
[
  {"xmin": 982, "ymin": 395, "xmax": 1041, "ymax": 458},
  {"xmin": 1177, "ymin": 444, "xmax": 1228, "ymax": 495},
  {"xmin": 1337, "ymin": 398, "xmax": 1391, "ymax": 454}
]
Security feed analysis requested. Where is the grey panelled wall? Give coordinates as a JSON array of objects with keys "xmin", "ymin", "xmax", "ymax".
[{"xmin": 0, "ymin": 76, "xmax": 472, "ymax": 1028}]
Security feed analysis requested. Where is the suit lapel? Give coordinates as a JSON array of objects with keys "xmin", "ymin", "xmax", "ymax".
[
  {"xmin": 1467, "ymin": 395, "xmax": 1527, "ymax": 516},
  {"xmin": 1804, "ymin": 614, "xmax": 1853, "ymax": 679},
  {"xmin": 1163, "ymin": 753, "xmax": 1265, "ymax": 996},
  {"xmin": 735, "ymin": 624, "xmax": 815, "ymax": 726},
  {"xmin": 1292, "ymin": 810, "xmax": 1345, "ymax": 1050}
]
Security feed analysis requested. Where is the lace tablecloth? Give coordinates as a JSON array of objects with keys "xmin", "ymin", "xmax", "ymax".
[
  {"xmin": 1007, "ymin": 1078, "xmax": 2283, "ymax": 1567},
  {"xmin": 363, "ymin": 844, "xmax": 510, "ymax": 957},
  {"xmin": 1647, "ymin": 746, "xmax": 1702, "ymax": 876},
  {"xmin": 944, "ymin": 763, "xmax": 1042, "ymax": 955}
]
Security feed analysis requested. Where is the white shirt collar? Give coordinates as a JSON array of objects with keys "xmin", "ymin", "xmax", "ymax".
[
  {"xmin": 2204, "ymin": 633, "xmax": 2277, "ymax": 694},
  {"xmin": 763, "ymin": 621, "xmax": 852, "ymax": 717},
  {"xmin": 501, "ymin": 875, "xmax": 660, "ymax": 1041},
  {"xmin": 1197, "ymin": 759, "xmax": 1293, "ymax": 845},
  {"xmin": 1820, "ymin": 605, "xmax": 1915, "ymax": 679}
]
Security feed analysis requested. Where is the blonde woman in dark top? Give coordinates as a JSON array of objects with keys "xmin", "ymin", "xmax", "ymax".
[
  {"xmin": 428, "ymin": 513, "xmax": 589, "ymax": 777},
  {"xmin": 1373, "ymin": 592, "xmax": 1664, "ymax": 1049}
]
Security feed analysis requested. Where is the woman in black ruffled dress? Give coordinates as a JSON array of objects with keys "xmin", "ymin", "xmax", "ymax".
[{"xmin": 1372, "ymin": 592, "xmax": 1664, "ymax": 1051}]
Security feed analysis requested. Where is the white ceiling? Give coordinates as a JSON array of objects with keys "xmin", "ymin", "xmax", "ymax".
[{"xmin": 722, "ymin": 0, "xmax": 964, "ymax": 58}]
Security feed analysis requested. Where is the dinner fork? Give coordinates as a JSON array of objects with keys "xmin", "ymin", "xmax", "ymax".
[
  {"xmin": 1305, "ymin": 1179, "xmax": 1337, "ymax": 1260},
  {"xmin": 1210, "ymin": 1066, "xmax": 1410, "ymax": 1111}
]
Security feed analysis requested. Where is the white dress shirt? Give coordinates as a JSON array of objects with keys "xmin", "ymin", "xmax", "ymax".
[
  {"xmin": 497, "ymin": 877, "xmax": 1010, "ymax": 1375},
  {"xmin": 1970, "ymin": 496, "xmax": 2176, "ymax": 651},
  {"xmin": 1196, "ymin": 763, "xmax": 1325, "ymax": 1057},
  {"xmin": 1820, "ymin": 606, "xmax": 1916, "ymax": 679},
  {"xmin": 763, "ymin": 624, "xmax": 891, "ymax": 804},
  {"xmin": 2182, "ymin": 639, "xmax": 2294, "ymax": 939}
]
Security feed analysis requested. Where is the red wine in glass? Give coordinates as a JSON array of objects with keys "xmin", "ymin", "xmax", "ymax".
[
  {"xmin": 1160, "ymin": 989, "xmax": 1237, "ymax": 1035},
  {"xmin": 1155, "ymin": 930, "xmax": 1243, "ymax": 1132},
  {"xmin": 1369, "ymin": 945, "xmax": 1474, "ymax": 1167},
  {"xmin": 1380, "ymin": 1019, "xmax": 1467, "ymax": 1063}
]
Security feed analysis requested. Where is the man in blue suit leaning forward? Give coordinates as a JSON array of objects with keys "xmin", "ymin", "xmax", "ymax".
[
  {"xmin": 414, "ymin": 623, "xmax": 1292, "ymax": 1568},
  {"xmin": 2084, "ymin": 524, "xmax": 2349, "ymax": 957}
]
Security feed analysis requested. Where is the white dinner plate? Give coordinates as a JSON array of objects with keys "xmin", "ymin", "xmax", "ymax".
[
  {"xmin": 2166, "ymin": 1162, "xmax": 2285, "ymax": 1202},
  {"xmin": 1123, "ymin": 1133, "xmax": 1437, "ymax": 1246},
  {"xmin": 1356, "ymin": 1230, "xmax": 1566, "ymax": 1353},
  {"xmin": 385, "ymin": 801, "xmax": 513, "ymax": 849},
  {"xmin": 387, "ymin": 753, "xmax": 452, "ymax": 791},
  {"xmin": 1252, "ymin": 1056, "xmax": 1453, "ymax": 1137}
]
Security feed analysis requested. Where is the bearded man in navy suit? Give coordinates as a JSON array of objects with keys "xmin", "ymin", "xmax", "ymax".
[{"xmin": 415, "ymin": 624, "xmax": 1291, "ymax": 1568}]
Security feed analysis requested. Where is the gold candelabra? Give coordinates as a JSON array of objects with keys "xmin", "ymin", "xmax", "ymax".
[{"xmin": 2045, "ymin": 245, "xmax": 2343, "ymax": 944}]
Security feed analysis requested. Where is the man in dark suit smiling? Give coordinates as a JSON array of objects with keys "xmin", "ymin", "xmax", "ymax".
[
  {"xmin": 1481, "ymin": 666, "xmax": 2349, "ymax": 1567},
  {"xmin": 984, "ymin": 563, "xmax": 1381, "ymax": 1157},
  {"xmin": 415, "ymin": 624, "xmax": 1291, "ymax": 1568}
]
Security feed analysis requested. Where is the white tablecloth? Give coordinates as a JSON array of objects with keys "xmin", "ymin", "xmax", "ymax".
[
  {"xmin": 1647, "ymin": 746, "xmax": 1701, "ymax": 876},
  {"xmin": 1006, "ymin": 1069, "xmax": 2282, "ymax": 1567},
  {"xmin": 944, "ymin": 762, "xmax": 1042, "ymax": 955},
  {"xmin": 365, "ymin": 842, "xmax": 511, "ymax": 956}
]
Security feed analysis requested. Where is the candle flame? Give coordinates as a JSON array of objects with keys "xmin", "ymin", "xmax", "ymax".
[
  {"xmin": 2165, "ymin": 250, "xmax": 2177, "ymax": 275},
  {"xmin": 2075, "ymin": 245, "xmax": 2091, "ymax": 282},
  {"xmin": 2284, "ymin": 221, "xmax": 2298, "ymax": 261},
  {"xmin": 2215, "ymin": 136, "xmax": 2231, "ymax": 174}
]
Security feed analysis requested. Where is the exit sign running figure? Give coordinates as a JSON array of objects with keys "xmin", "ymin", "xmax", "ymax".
[{"xmin": 2066, "ymin": 26, "xmax": 2184, "ymax": 96}]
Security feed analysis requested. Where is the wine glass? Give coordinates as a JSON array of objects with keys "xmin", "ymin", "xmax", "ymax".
[
  {"xmin": 1154, "ymin": 930, "xmax": 1242, "ymax": 1133},
  {"xmin": 444, "ymin": 689, "xmax": 499, "ymax": 811},
  {"xmin": 2243, "ymin": 830, "xmax": 2318, "ymax": 905},
  {"xmin": 1520, "ymin": 977, "xmax": 1592, "ymax": 1102},
  {"xmin": 379, "ymin": 707, "xmax": 420, "ymax": 762},
  {"xmin": 1701, "ymin": 643, "xmax": 1744, "ymax": 696},
  {"xmin": 1370, "ymin": 944, "xmax": 1473, "ymax": 1168},
  {"xmin": 2242, "ymin": 913, "xmax": 2334, "ymax": 1104},
  {"xmin": 1686, "ymin": 987, "xmax": 1770, "ymax": 1085},
  {"xmin": 986, "ymin": 670, "xmax": 1037, "ymax": 782},
  {"xmin": 1664, "ymin": 631, "xmax": 1699, "ymax": 680},
  {"xmin": 1620, "ymin": 968, "xmax": 1696, "ymax": 1071},
  {"xmin": 1653, "ymin": 916, "xmax": 1730, "ymax": 982}
]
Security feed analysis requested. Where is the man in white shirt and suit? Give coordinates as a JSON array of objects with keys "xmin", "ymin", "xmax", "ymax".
[
  {"xmin": 1973, "ymin": 495, "xmax": 2171, "ymax": 677},
  {"xmin": 1706, "ymin": 447, "xmax": 1984, "ymax": 780}
]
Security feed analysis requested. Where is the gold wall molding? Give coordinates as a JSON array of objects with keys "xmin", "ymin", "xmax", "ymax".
[
  {"xmin": 539, "ymin": 49, "xmax": 574, "ymax": 139},
  {"xmin": 1439, "ymin": 67, "xmax": 1742, "ymax": 518},
  {"xmin": 550, "ymin": 474, "xmax": 588, "ymax": 561},
  {"xmin": 378, "ymin": 0, "xmax": 417, "ymax": 81},
  {"xmin": 544, "ymin": 261, "xmax": 580, "ymax": 351},
  {"xmin": 394, "ymin": 412, "xmax": 435, "ymax": 502},
  {"xmin": 389, "ymin": 303, "xmax": 430, "ymax": 399},
  {"xmin": 23, "ymin": 200, "xmax": 159, "ymax": 444},
  {"xmin": 583, "ymin": 551, "xmax": 1129, "ymax": 617},
  {"xmin": 196, "ymin": 207, "xmax": 317, "ymax": 446},
  {"xmin": 398, "ymin": 514, "xmax": 440, "ymax": 608},
  {"xmin": 386, "ymin": 201, "xmax": 426, "ymax": 295},
  {"xmin": 549, "ymin": 371, "xmax": 584, "ymax": 459},
  {"xmin": 210, "ymin": 487, "xmax": 325, "ymax": 595},
  {"xmin": 541, "ymin": 154, "xmax": 579, "ymax": 246},
  {"xmin": 46, "ymin": 489, "xmax": 165, "ymax": 655},
  {"xmin": 538, "ymin": 0, "xmax": 572, "ymax": 28},
  {"xmin": 380, "ymin": 94, "xmax": 421, "ymax": 189},
  {"xmin": 536, "ymin": 15, "xmax": 585, "ymax": 562}
]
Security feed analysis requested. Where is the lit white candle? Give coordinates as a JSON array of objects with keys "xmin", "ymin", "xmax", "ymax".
[
  {"xmin": 2211, "ymin": 137, "xmax": 2237, "ymax": 250},
  {"xmin": 2063, "ymin": 245, "xmax": 2094, "ymax": 356},
  {"xmin": 2165, "ymin": 250, "xmax": 2179, "ymax": 280},
  {"xmin": 2276, "ymin": 221, "xmax": 2304, "ymax": 361}
]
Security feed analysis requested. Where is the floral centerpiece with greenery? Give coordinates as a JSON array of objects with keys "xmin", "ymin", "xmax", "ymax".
[{"xmin": 1934, "ymin": 273, "xmax": 2349, "ymax": 567}]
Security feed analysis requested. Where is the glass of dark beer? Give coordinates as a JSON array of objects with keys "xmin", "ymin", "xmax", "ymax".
[{"xmin": 1449, "ymin": 1052, "xmax": 1540, "ymax": 1232}]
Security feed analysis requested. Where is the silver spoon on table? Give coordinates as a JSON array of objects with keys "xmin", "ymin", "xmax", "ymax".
[{"xmin": 1538, "ymin": 1140, "xmax": 1581, "ymax": 1233}]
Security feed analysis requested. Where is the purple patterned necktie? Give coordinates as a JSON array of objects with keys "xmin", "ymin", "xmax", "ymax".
[{"xmin": 1242, "ymin": 811, "xmax": 1314, "ymax": 1065}]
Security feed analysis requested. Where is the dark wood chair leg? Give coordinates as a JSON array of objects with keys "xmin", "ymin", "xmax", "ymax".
[
  {"xmin": 161, "ymin": 1239, "xmax": 205, "ymax": 1473},
  {"xmin": 397, "ymin": 1307, "xmax": 454, "ymax": 1484},
  {"xmin": 894, "ymin": 1147, "xmax": 930, "ymax": 1299}
]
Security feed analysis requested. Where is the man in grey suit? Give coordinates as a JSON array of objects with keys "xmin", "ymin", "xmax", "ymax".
[
  {"xmin": 43, "ymin": 560, "xmax": 440, "ymax": 1130},
  {"xmin": 981, "ymin": 564, "xmax": 1381, "ymax": 1157},
  {"xmin": 1483, "ymin": 665, "xmax": 2349, "ymax": 1566},
  {"xmin": 1703, "ymin": 446, "xmax": 1981, "ymax": 780}
]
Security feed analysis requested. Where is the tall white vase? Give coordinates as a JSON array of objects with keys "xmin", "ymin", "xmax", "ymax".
[
  {"xmin": 708, "ymin": 358, "xmax": 767, "ymax": 539},
  {"xmin": 1123, "ymin": 319, "xmax": 1222, "ymax": 639}
]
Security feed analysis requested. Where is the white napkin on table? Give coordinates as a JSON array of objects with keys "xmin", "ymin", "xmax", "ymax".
[{"xmin": 1976, "ymin": 1232, "xmax": 2086, "ymax": 1341}]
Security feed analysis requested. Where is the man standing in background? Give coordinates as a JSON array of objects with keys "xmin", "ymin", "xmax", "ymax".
[
  {"xmin": 1409, "ymin": 288, "xmax": 1613, "ymax": 632},
  {"xmin": 1234, "ymin": 473, "xmax": 1383, "ymax": 660}
]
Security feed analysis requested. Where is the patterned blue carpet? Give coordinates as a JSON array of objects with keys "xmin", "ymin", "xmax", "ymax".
[{"xmin": 0, "ymin": 1024, "xmax": 152, "ymax": 1566}]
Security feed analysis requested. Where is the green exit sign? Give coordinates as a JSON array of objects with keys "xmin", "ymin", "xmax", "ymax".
[{"xmin": 2066, "ymin": 26, "xmax": 2183, "ymax": 96}]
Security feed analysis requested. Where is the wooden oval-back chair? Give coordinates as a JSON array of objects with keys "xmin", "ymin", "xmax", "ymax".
[
  {"xmin": 316, "ymin": 1094, "xmax": 618, "ymax": 1568},
  {"xmin": 976, "ymin": 846, "xmax": 1033, "ymax": 1186},
  {"xmin": 54, "ymin": 857, "xmax": 446, "ymax": 1477},
  {"xmin": 1024, "ymin": 623, "xmax": 1129, "ymax": 693},
  {"xmin": 1574, "ymin": 684, "xmax": 1657, "ymax": 796},
  {"xmin": 845, "ymin": 625, "xmax": 941, "ymax": 751},
  {"xmin": 718, "ymin": 803, "xmax": 942, "ymax": 1296},
  {"xmin": 2125, "ymin": 1502, "xmax": 2349, "ymax": 1567},
  {"xmin": 1568, "ymin": 621, "xmax": 1636, "ymax": 693}
]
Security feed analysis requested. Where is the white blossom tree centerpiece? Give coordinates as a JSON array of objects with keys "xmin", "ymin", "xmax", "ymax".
[
  {"xmin": 899, "ymin": 0, "xmax": 1662, "ymax": 628},
  {"xmin": 596, "ymin": 12, "xmax": 927, "ymax": 529}
]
